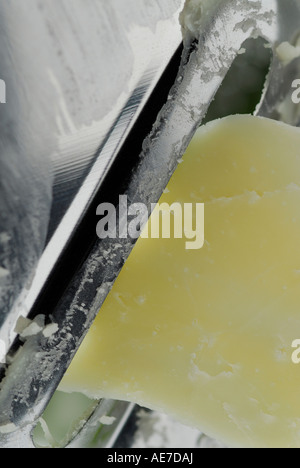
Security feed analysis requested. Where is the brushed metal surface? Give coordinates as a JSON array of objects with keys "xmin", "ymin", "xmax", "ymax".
[
  {"xmin": 0, "ymin": 0, "xmax": 184, "ymax": 447},
  {"xmin": 1, "ymin": 0, "xmax": 300, "ymax": 449},
  {"xmin": 0, "ymin": 0, "xmax": 184, "ymax": 350}
]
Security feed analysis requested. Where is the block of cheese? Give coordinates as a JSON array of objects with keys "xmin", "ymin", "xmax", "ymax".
[{"xmin": 60, "ymin": 115, "xmax": 300, "ymax": 448}]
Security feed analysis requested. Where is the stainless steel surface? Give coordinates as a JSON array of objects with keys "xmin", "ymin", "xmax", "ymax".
[
  {"xmin": 0, "ymin": 0, "xmax": 184, "ymax": 353},
  {"xmin": 0, "ymin": 1, "xmax": 54, "ymax": 353},
  {"xmin": 1, "ymin": 0, "xmax": 300, "ymax": 448},
  {"xmin": 257, "ymin": 0, "xmax": 300, "ymax": 123},
  {"xmin": 67, "ymin": 401, "xmax": 136, "ymax": 449},
  {"xmin": 0, "ymin": 0, "xmax": 184, "ymax": 448}
]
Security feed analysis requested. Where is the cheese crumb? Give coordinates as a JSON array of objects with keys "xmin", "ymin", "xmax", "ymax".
[
  {"xmin": 0, "ymin": 423, "xmax": 17, "ymax": 434},
  {"xmin": 43, "ymin": 323, "xmax": 59, "ymax": 338},
  {"xmin": 99, "ymin": 415, "xmax": 116, "ymax": 426},
  {"xmin": 276, "ymin": 41, "xmax": 300, "ymax": 64}
]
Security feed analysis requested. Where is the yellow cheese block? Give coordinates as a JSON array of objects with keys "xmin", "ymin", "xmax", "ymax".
[{"xmin": 60, "ymin": 115, "xmax": 300, "ymax": 448}]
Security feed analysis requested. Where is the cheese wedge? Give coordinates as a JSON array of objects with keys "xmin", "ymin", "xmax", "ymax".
[{"xmin": 60, "ymin": 115, "xmax": 300, "ymax": 448}]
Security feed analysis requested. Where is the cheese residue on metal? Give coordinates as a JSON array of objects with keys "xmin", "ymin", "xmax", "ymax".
[
  {"xmin": 179, "ymin": 0, "xmax": 222, "ymax": 43},
  {"xmin": 276, "ymin": 41, "xmax": 300, "ymax": 64}
]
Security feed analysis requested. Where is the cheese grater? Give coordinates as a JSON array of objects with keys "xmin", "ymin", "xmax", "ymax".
[{"xmin": 0, "ymin": 0, "xmax": 300, "ymax": 448}]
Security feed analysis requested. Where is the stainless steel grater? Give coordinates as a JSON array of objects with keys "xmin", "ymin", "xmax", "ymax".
[{"xmin": 0, "ymin": 0, "xmax": 300, "ymax": 448}]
